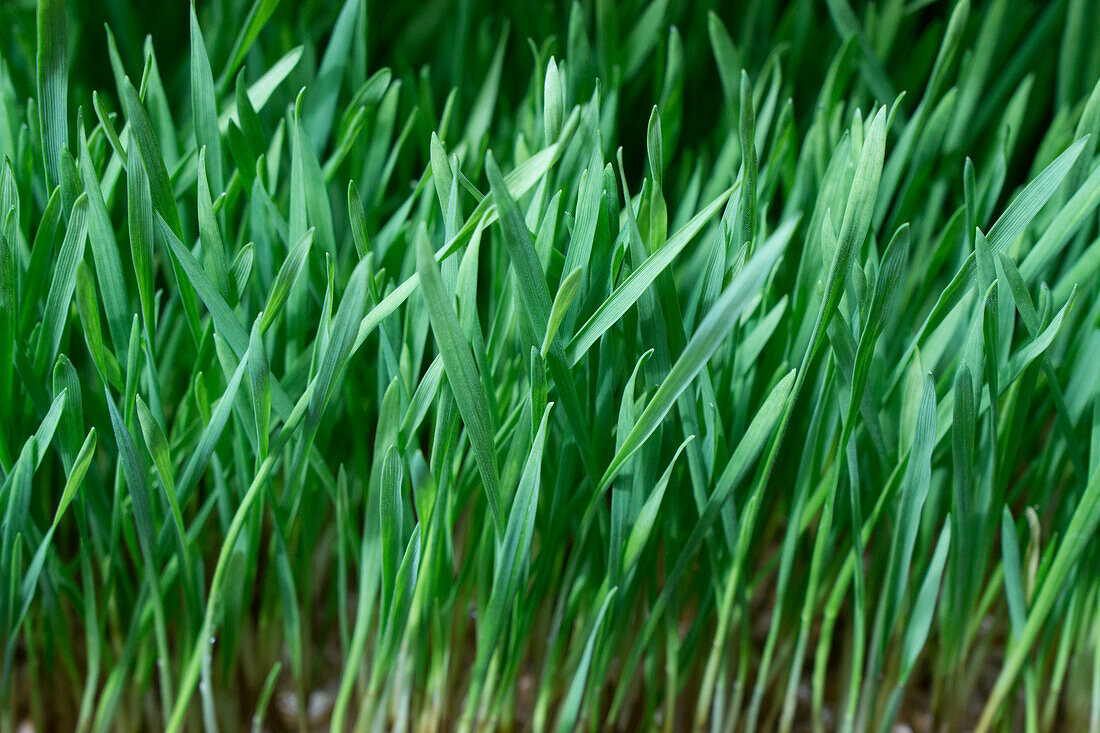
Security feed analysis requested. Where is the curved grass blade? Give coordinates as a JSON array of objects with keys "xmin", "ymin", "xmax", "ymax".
[
  {"xmin": 416, "ymin": 231, "xmax": 503, "ymax": 533},
  {"xmin": 36, "ymin": 0, "xmax": 68, "ymax": 191},
  {"xmin": 555, "ymin": 586, "xmax": 619, "ymax": 733},
  {"xmin": 191, "ymin": 3, "xmax": 224, "ymax": 195},
  {"xmin": 567, "ymin": 185, "xmax": 740, "ymax": 365},
  {"xmin": 620, "ymin": 436, "xmax": 692, "ymax": 575},
  {"xmin": 542, "ymin": 266, "xmax": 584, "ymax": 357},
  {"xmin": 121, "ymin": 77, "xmax": 182, "ymax": 239},
  {"xmin": 596, "ymin": 221, "xmax": 788, "ymax": 493},
  {"xmin": 34, "ymin": 194, "xmax": 88, "ymax": 373}
]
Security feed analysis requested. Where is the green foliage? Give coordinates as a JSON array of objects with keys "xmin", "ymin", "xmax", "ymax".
[{"xmin": 1, "ymin": 0, "xmax": 1100, "ymax": 731}]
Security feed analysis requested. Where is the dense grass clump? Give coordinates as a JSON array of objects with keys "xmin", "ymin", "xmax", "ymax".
[{"xmin": 4, "ymin": 0, "xmax": 1100, "ymax": 730}]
